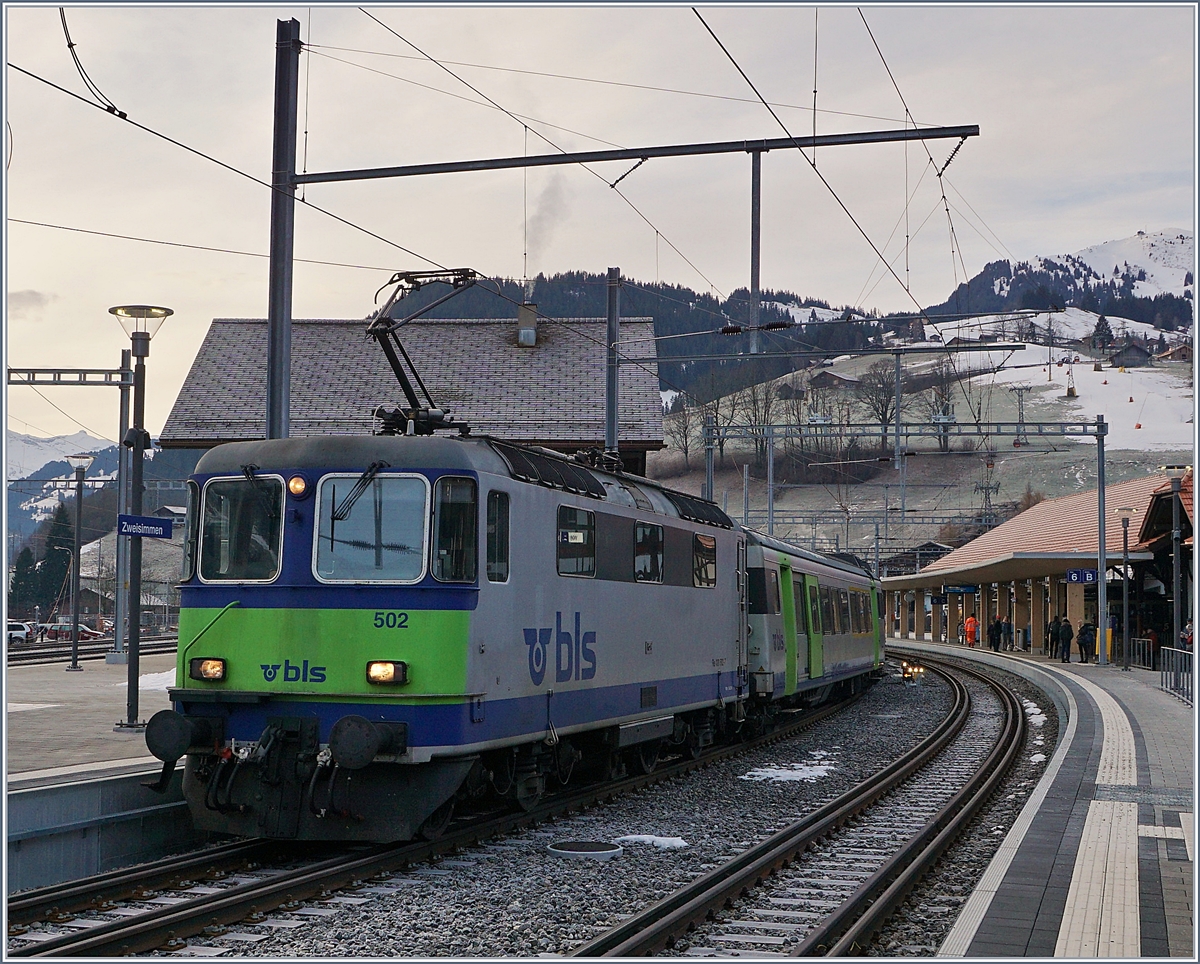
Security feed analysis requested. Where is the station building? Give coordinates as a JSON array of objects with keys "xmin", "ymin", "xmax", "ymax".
[
  {"xmin": 158, "ymin": 315, "xmax": 664, "ymax": 475},
  {"xmin": 882, "ymin": 469, "xmax": 1193, "ymax": 655}
]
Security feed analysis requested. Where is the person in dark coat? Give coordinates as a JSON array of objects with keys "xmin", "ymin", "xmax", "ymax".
[
  {"xmin": 1077, "ymin": 622, "xmax": 1096, "ymax": 664},
  {"xmin": 989, "ymin": 617, "xmax": 1003, "ymax": 652},
  {"xmin": 1059, "ymin": 617, "xmax": 1075, "ymax": 662},
  {"xmin": 1048, "ymin": 615, "xmax": 1061, "ymax": 659},
  {"xmin": 1002, "ymin": 617, "xmax": 1014, "ymax": 651}
]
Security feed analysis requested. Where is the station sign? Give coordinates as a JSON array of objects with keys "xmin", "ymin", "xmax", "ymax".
[
  {"xmin": 942, "ymin": 585, "xmax": 977, "ymax": 594},
  {"xmin": 117, "ymin": 514, "xmax": 173, "ymax": 539},
  {"xmin": 1065, "ymin": 568, "xmax": 1098, "ymax": 584}
]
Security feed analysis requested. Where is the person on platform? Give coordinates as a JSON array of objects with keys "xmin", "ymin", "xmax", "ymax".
[
  {"xmin": 1182, "ymin": 620, "xmax": 1193, "ymax": 652},
  {"xmin": 1048, "ymin": 615, "xmax": 1061, "ymax": 659},
  {"xmin": 988, "ymin": 617, "xmax": 1003, "ymax": 652},
  {"xmin": 957, "ymin": 620, "xmax": 965, "ymax": 645},
  {"xmin": 1077, "ymin": 621, "xmax": 1095, "ymax": 664},
  {"xmin": 1059, "ymin": 617, "xmax": 1075, "ymax": 662},
  {"xmin": 1002, "ymin": 616, "xmax": 1014, "ymax": 651},
  {"xmin": 965, "ymin": 613, "xmax": 978, "ymax": 648}
]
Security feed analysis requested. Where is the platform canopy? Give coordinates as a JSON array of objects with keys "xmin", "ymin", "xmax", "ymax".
[{"xmin": 882, "ymin": 474, "xmax": 1168, "ymax": 591}]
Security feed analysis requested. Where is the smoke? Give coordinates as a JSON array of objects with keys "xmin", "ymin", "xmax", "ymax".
[{"xmin": 525, "ymin": 173, "xmax": 568, "ymax": 273}]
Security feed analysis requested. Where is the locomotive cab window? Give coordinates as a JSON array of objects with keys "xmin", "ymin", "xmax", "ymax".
[
  {"xmin": 693, "ymin": 533, "xmax": 717, "ymax": 588},
  {"xmin": 486, "ymin": 491, "xmax": 510, "ymax": 583},
  {"xmin": 314, "ymin": 474, "xmax": 428, "ymax": 583},
  {"xmin": 433, "ymin": 477, "xmax": 478, "ymax": 582},
  {"xmin": 557, "ymin": 505, "xmax": 595, "ymax": 577},
  {"xmin": 199, "ymin": 476, "xmax": 283, "ymax": 582},
  {"xmin": 634, "ymin": 522, "xmax": 664, "ymax": 583},
  {"xmin": 181, "ymin": 480, "xmax": 200, "ymax": 582}
]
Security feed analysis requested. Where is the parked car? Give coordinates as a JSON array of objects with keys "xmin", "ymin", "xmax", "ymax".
[
  {"xmin": 45, "ymin": 621, "xmax": 105, "ymax": 641},
  {"xmin": 7, "ymin": 621, "xmax": 33, "ymax": 645}
]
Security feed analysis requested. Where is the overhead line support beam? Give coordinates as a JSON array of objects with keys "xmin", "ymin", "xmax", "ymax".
[{"xmin": 293, "ymin": 125, "xmax": 980, "ymax": 185}]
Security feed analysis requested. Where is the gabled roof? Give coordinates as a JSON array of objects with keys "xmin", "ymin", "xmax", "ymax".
[
  {"xmin": 882, "ymin": 474, "xmax": 1166, "ymax": 590},
  {"xmin": 1138, "ymin": 470, "xmax": 1194, "ymax": 549},
  {"xmin": 159, "ymin": 317, "xmax": 663, "ymax": 449}
]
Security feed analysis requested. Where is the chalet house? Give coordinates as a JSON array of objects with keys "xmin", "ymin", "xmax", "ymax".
[
  {"xmin": 159, "ymin": 315, "xmax": 664, "ymax": 475},
  {"xmin": 807, "ymin": 371, "xmax": 860, "ymax": 391},
  {"xmin": 1155, "ymin": 343, "xmax": 1193, "ymax": 363},
  {"xmin": 1108, "ymin": 342, "xmax": 1154, "ymax": 368}
]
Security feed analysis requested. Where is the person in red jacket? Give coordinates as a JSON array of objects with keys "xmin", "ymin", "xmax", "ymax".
[{"xmin": 965, "ymin": 613, "xmax": 979, "ymax": 647}]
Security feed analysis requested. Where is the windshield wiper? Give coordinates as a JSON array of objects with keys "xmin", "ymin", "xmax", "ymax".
[{"xmin": 333, "ymin": 460, "xmax": 390, "ymax": 521}]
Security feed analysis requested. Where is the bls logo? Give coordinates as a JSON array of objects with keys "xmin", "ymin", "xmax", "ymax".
[
  {"xmin": 522, "ymin": 612, "xmax": 597, "ymax": 686},
  {"xmin": 261, "ymin": 659, "xmax": 327, "ymax": 683}
]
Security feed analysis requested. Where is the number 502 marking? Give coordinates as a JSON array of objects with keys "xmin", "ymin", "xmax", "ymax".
[{"xmin": 373, "ymin": 611, "xmax": 409, "ymax": 629}]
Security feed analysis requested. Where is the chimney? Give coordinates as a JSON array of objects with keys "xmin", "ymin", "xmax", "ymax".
[{"xmin": 517, "ymin": 303, "xmax": 538, "ymax": 347}]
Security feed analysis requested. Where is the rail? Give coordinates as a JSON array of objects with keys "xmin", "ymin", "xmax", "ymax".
[
  {"xmin": 1159, "ymin": 647, "xmax": 1193, "ymax": 705},
  {"xmin": 571, "ymin": 655, "xmax": 1023, "ymax": 956}
]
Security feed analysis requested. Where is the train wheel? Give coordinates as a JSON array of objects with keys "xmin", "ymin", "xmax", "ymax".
[
  {"xmin": 633, "ymin": 740, "xmax": 660, "ymax": 775},
  {"xmin": 418, "ymin": 798, "xmax": 455, "ymax": 840}
]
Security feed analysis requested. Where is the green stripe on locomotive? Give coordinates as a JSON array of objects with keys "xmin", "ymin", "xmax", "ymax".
[{"xmin": 176, "ymin": 606, "xmax": 470, "ymax": 698}]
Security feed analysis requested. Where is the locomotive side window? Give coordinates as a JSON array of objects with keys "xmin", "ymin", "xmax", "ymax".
[
  {"xmin": 433, "ymin": 477, "xmax": 478, "ymax": 582},
  {"xmin": 181, "ymin": 480, "xmax": 200, "ymax": 582},
  {"xmin": 808, "ymin": 583, "xmax": 823, "ymax": 634},
  {"xmin": 557, "ymin": 505, "xmax": 596, "ymax": 576},
  {"xmin": 200, "ymin": 477, "xmax": 283, "ymax": 582},
  {"xmin": 634, "ymin": 522, "xmax": 664, "ymax": 583},
  {"xmin": 314, "ymin": 474, "xmax": 428, "ymax": 583},
  {"xmin": 486, "ymin": 491, "xmax": 510, "ymax": 583},
  {"xmin": 767, "ymin": 570, "xmax": 781, "ymax": 613},
  {"xmin": 693, "ymin": 533, "xmax": 717, "ymax": 588}
]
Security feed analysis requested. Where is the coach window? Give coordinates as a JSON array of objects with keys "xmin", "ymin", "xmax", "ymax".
[
  {"xmin": 315, "ymin": 474, "xmax": 428, "ymax": 582},
  {"xmin": 486, "ymin": 491, "xmax": 510, "ymax": 583},
  {"xmin": 200, "ymin": 476, "xmax": 283, "ymax": 582},
  {"xmin": 767, "ymin": 569, "xmax": 781, "ymax": 613},
  {"xmin": 433, "ymin": 477, "xmax": 478, "ymax": 582},
  {"xmin": 820, "ymin": 586, "xmax": 837, "ymax": 634},
  {"xmin": 557, "ymin": 505, "xmax": 596, "ymax": 576},
  {"xmin": 794, "ymin": 579, "xmax": 808, "ymax": 635},
  {"xmin": 839, "ymin": 589, "xmax": 852, "ymax": 635},
  {"xmin": 808, "ymin": 584, "xmax": 823, "ymax": 634},
  {"xmin": 693, "ymin": 533, "xmax": 717, "ymax": 588},
  {"xmin": 181, "ymin": 480, "xmax": 199, "ymax": 582},
  {"xmin": 634, "ymin": 522, "xmax": 664, "ymax": 583}
]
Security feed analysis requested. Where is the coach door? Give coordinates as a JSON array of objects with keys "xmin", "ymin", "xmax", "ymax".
[
  {"xmin": 804, "ymin": 575, "xmax": 825, "ymax": 679},
  {"xmin": 778, "ymin": 558, "xmax": 798, "ymax": 697}
]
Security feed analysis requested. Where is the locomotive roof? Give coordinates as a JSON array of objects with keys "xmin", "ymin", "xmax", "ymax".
[
  {"xmin": 193, "ymin": 435, "xmax": 735, "ymax": 529},
  {"xmin": 745, "ymin": 529, "xmax": 874, "ymax": 580}
]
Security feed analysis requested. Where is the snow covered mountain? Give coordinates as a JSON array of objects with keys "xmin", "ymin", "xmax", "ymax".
[
  {"xmin": 927, "ymin": 229, "xmax": 1194, "ymax": 330},
  {"xmin": 6, "ymin": 430, "xmax": 113, "ymax": 479}
]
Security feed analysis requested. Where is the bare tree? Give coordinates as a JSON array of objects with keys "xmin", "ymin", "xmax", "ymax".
[
  {"xmin": 739, "ymin": 380, "xmax": 778, "ymax": 470},
  {"xmin": 663, "ymin": 403, "xmax": 696, "ymax": 471},
  {"xmin": 854, "ymin": 359, "xmax": 902, "ymax": 452},
  {"xmin": 920, "ymin": 361, "xmax": 958, "ymax": 453},
  {"xmin": 705, "ymin": 391, "xmax": 742, "ymax": 468}
]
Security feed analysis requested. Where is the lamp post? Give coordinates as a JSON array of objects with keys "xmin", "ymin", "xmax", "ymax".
[
  {"xmin": 65, "ymin": 453, "xmax": 94, "ymax": 672},
  {"xmin": 1161, "ymin": 465, "xmax": 1189, "ymax": 655},
  {"xmin": 110, "ymin": 304, "xmax": 172, "ymax": 731},
  {"xmin": 1117, "ymin": 506, "xmax": 1134, "ymax": 672}
]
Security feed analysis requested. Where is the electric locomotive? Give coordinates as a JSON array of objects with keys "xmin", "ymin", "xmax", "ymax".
[{"xmin": 145, "ymin": 435, "xmax": 883, "ymax": 842}]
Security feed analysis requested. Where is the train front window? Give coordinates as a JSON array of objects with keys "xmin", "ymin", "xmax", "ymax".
[
  {"xmin": 181, "ymin": 480, "xmax": 200, "ymax": 582},
  {"xmin": 315, "ymin": 474, "xmax": 428, "ymax": 583},
  {"xmin": 200, "ymin": 477, "xmax": 283, "ymax": 582},
  {"xmin": 433, "ymin": 477, "xmax": 478, "ymax": 582}
]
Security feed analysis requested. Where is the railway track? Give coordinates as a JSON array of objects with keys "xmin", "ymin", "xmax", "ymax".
[
  {"xmin": 570, "ymin": 654, "xmax": 1024, "ymax": 957},
  {"xmin": 6, "ymin": 689, "xmax": 863, "ymax": 957},
  {"xmin": 6, "ymin": 637, "xmax": 177, "ymax": 666}
]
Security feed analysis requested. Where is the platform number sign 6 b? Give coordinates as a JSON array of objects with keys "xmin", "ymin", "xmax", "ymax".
[{"xmin": 1066, "ymin": 569, "xmax": 1098, "ymax": 584}]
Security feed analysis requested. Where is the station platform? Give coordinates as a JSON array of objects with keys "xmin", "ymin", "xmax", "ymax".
[
  {"xmin": 5, "ymin": 652, "xmax": 177, "ymax": 781},
  {"xmin": 890, "ymin": 637, "xmax": 1194, "ymax": 958}
]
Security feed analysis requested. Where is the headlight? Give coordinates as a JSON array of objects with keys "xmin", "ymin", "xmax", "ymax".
[
  {"xmin": 189, "ymin": 657, "xmax": 226, "ymax": 681},
  {"xmin": 288, "ymin": 475, "xmax": 308, "ymax": 497},
  {"xmin": 366, "ymin": 660, "xmax": 408, "ymax": 685}
]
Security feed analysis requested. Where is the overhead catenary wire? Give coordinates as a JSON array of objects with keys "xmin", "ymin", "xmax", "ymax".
[
  {"xmin": 8, "ymin": 374, "xmax": 118, "ymax": 443},
  {"xmin": 358, "ymin": 7, "xmax": 729, "ymax": 300},
  {"xmin": 58, "ymin": 8, "xmax": 124, "ymax": 117},
  {"xmin": 304, "ymin": 42, "xmax": 921, "ymax": 127}
]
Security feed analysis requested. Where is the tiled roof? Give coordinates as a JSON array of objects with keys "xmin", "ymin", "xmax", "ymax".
[
  {"xmin": 160, "ymin": 317, "xmax": 663, "ymax": 448},
  {"xmin": 882, "ymin": 474, "xmax": 1168, "ymax": 589},
  {"xmin": 1138, "ymin": 469, "xmax": 1194, "ymax": 548}
]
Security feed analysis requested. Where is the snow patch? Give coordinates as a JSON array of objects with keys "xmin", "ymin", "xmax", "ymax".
[
  {"xmin": 1029, "ymin": 753, "xmax": 1047, "ymax": 764},
  {"xmin": 741, "ymin": 750, "xmax": 837, "ymax": 783},
  {"xmin": 614, "ymin": 835, "xmax": 689, "ymax": 849},
  {"xmin": 113, "ymin": 669, "xmax": 176, "ymax": 691},
  {"xmin": 1023, "ymin": 699, "xmax": 1046, "ymax": 727}
]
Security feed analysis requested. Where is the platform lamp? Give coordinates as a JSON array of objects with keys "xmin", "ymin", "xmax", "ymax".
[
  {"xmin": 1116, "ymin": 507, "xmax": 1135, "ymax": 672},
  {"xmin": 65, "ymin": 454, "xmax": 94, "ymax": 672},
  {"xmin": 110, "ymin": 305, "xmax": 173, "ymax": 731},
  {"xmin": 1160, "ymin": 465, "xmax": 1190, "ymax": 656}
]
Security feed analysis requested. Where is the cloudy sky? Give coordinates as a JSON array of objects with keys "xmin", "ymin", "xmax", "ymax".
[{"xmin": 4, "ymin": 4, "xmax": 1195, "ymax": 440}]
